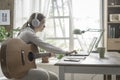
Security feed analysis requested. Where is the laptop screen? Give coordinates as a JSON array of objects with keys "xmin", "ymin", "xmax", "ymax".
[
  {"xmin": 87, "ymin": 37, "xmax": 97, "ymax": 55},
  {"xmin": 70, "ymin": 37, "xmax": 97, "ymax": 56}
]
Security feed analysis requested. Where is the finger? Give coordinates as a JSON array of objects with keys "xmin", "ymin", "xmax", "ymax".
[{"xmin": 71, "ymin": 50, "xmax": 77, "ymax": 54}]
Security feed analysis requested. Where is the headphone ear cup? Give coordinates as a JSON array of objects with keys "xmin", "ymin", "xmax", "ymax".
[{"xmin": 32, "ymin": 19, "xmax": 40, "ymax": 27}]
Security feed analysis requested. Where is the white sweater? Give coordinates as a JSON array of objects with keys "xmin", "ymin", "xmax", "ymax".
[{"xmin": 18, "ymin": 27, "xmax": 67, "ymax": 54}]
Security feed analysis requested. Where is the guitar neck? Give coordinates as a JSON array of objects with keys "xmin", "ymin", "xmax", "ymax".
[{"xmin": 34, "ymin": 53, "xmax": 51, "ymax": 59}]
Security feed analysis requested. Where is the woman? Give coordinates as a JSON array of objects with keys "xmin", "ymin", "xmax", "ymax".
[{"xmin": 17, "ymin": 13, "xmax": 76, "ymax": 80}]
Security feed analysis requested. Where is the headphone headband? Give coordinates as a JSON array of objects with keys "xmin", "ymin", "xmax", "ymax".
[{"xmin": 35, "ymin": 13, "xmax": 38, "ymax": 20}]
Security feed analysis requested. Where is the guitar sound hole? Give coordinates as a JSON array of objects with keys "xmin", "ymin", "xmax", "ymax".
[{"xmin": 28, "ymin": 52, "xmax": 34, "ymax": 61}]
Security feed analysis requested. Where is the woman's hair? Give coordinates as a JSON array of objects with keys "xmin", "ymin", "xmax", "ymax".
[{"xmin": 21, "ymin": 13, "xmax": 45, "ymax": 29}]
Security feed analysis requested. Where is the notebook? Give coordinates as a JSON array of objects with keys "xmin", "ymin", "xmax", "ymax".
[{"xmin": 70, "ymin": 37, "xmax": 97, "ymax": 56}]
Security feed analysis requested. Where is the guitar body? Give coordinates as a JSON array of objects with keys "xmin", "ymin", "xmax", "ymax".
[{"xmin": 0, "ymin": 38, "xmax": 39, "ymax": 79}]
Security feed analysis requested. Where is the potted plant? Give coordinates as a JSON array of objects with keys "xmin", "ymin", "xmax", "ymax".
[
  {"xmin": 0, "ymin": 26, "xmax": 20, "ymax": 42},
  {"xmin": 0, "ymin": 26, "xmax": 9, "ymax": 42}
]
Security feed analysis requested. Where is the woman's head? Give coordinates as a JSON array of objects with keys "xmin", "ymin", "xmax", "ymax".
[{"xmin": 22, "ymin": 13, "xmax": 46, "ymax": 32}]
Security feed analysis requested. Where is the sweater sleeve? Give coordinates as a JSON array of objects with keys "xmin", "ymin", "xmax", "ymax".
[{"xmin": 19, "ymin": 31, "xmax": 67, "ymax": 54}]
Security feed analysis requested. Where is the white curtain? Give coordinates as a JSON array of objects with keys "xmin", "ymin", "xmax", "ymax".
[{"xmin": 14, "ymin": 0, "xmax": 51, "ymax": 29}]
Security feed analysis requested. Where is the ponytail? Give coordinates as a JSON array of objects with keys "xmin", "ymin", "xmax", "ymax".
[{"xmin": 21, "ymin": 22, "xmax": 29, "ymax": 29}]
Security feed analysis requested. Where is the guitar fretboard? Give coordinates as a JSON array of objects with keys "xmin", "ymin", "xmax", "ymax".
[{"xmin": 34, "ymin": 53, "xmax": 51, "ymax": 59}]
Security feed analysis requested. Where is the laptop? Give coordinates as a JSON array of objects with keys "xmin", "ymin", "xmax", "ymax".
[{"xmin": 70, "ymin": 37, "xmax": 97, "ymax": 56}]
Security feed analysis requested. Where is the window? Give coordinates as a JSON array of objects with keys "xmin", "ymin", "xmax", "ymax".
[
  {"xmin": 14, "ymin": 0, "xmax": 103, "ymax": 51},
  {"xmin": 44, "ymin": 0, "xmax": 103, "ymax": 51},
  {"xmin": 72, "ymin": 0, "xmax": 103, "ymax": 51}
]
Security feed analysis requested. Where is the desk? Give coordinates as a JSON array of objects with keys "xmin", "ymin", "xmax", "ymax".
[{"xmin": 55, "ymin": 52, "xmax": 120, "ymax": 80}]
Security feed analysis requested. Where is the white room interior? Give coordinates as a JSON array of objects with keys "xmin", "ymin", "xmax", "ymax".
[{"xmin": 0, "ymin": 0, "xmax": 120, "ymax": 80}]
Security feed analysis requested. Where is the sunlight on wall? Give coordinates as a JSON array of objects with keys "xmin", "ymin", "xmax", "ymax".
[
  {"xmin": 72, "ymin": 0, "xmax": 101, "ymax": 50},
  {"xmin": 73, "ymin": 0, "xmax": 100, "ymax": 30}
]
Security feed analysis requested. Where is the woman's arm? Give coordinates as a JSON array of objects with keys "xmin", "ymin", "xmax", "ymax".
[{"xmin": 24, "ymin": 31, "xmax": 67, "ymax": 54}]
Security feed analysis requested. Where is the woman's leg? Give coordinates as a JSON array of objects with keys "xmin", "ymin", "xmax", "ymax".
[
  {"xmin": 15, "ymin": 68, "xmax": 59, "ymax": 80},
  {"xmin": 20, "ymin": 68, "xmax": 50, "ymax": 80},
  {"xmin": 48, "ymin": 71, "xmax": 59, "ymax": 80}
]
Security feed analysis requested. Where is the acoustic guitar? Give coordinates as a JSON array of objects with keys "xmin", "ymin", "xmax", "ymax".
[{"xmin": 0, "ymin": 38, "xmax": 51, "ymax": 79}]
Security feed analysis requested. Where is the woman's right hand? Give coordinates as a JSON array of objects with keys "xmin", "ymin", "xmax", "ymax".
[{"xmin": 65, "ymin": 50, "xmax": 77, "ymax": 56}]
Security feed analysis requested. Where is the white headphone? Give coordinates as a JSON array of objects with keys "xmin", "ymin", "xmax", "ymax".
[{"xmin": 31, "ymin": 13, "xmax": 40, "ymax": 27}]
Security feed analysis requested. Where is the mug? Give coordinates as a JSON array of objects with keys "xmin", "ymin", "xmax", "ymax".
[{"xmin": 97, "ymin": 47, "xmax": 105, "ymax": 58}]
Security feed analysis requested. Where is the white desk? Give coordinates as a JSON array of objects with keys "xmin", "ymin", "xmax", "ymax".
[{"xmin": 55, "ymin": 52, "xmax": 120, "ymax": 80}]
